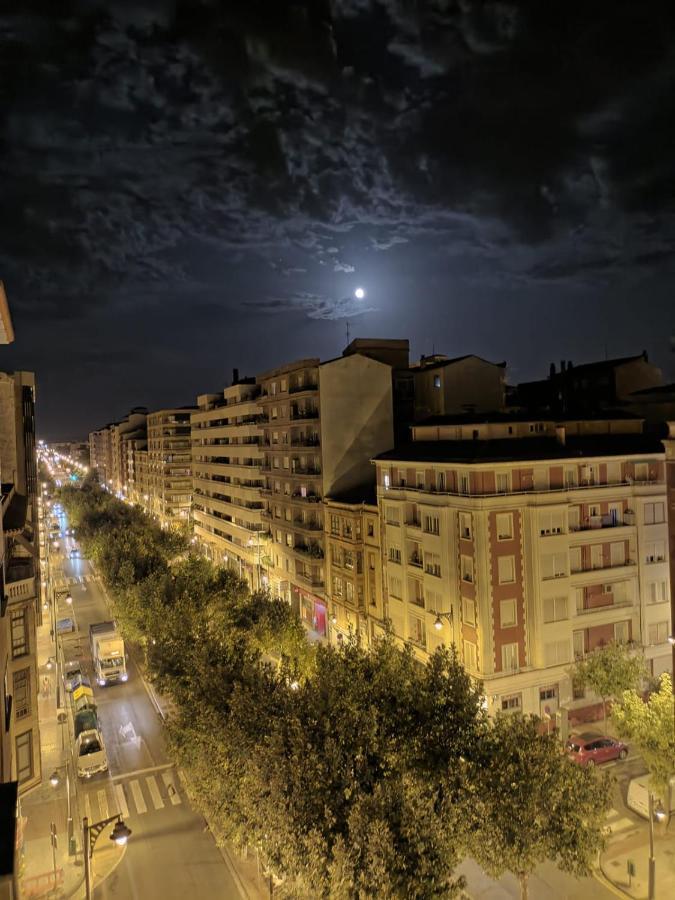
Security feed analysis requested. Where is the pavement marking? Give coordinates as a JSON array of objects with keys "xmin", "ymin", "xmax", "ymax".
[
  {"xmin": 84, "ymin": 793, "xmax": 92, "ymax": 822},
  {"xmin": 115, "ymin": 783, "xmax": 130, "ymax": 819},
  {"xmin": 146, "ymin": 775, "xmax": 165, "ymax": 810},
  {"xmin": 162, "ymin": 771, "xmax": 182, "ymax": 806},
  {"xmin": 111, "ymin": 762, "xmax": 173, "ymax": 782},
  {"xmin": 98, "ymin": 788, "xmax": 109, "ymax": 820},
  {"xmin": 129, "ymin": 779, "xmax": 147, "ymax": 815}
]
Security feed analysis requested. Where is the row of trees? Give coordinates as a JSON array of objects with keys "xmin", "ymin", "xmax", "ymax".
[{"xmin": 59, "ymin": 477, "xmax": 611, "ymax": 899}]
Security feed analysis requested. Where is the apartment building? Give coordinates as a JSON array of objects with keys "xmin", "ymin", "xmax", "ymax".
[
  {"xmin": 147, "ymin": 408, "xmax": 194, "ymax": 529},
  {"xmin": 110, "ymin": 408, "xmax": 147, "ymax": 494},
  {"xmin": 127, "ymin": 444, "xmax": 149, "ymax": 505},
  {"xmin": 258, "ymin": 347, "xmax": 395, "ymax": 635},
  {"xmin": 324, "ymin": 486, "xmax": 383, "ymax": 645},
  {"xmin": 663, "ymin": 422, "xmax": 675, "ymax": 683},
  {"xmin": 0, "ymin": 370, "xmax": 41, "ymax": 793},
  {"xmin": 411, "ymin": 354, "xmax": 506, "ymax": 421},
  {"xmin": 373, "ymin": 414, "xmax": 671, "ymax": 720},
  {"xmin": 191, "ymin": 375, "xmax": 266, "ymax": 588},
  {"xmin": 89, "ymin": 426, "xmax": 113, "ymax": 484}
]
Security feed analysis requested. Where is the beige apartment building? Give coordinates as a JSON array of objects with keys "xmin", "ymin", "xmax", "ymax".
[
  {"xmin": 0, "ymin": 370, "xmax": 42, "ymax": 793},
  {"xmin": 324, "ymin": 487, "xmax": 383, "ymax": 646},
  {"xmin": 110, "ymin": 408, "xmax": 147, "ymax": 495},
  {"xmin": 373, "ymin": 414, "xmax": 671, "ymax": 722},
  {"xmin": 89, "ymin": 426, "xmax": 113, "ymax": 484},
  {"xmin": 127, "ymin": 444, "xmax": 149, "ymax": 506},
  {"xmin": 191, "ymin": 376, "xmax": 266, "ymax": 587},
  {"xmin": 147, "ymin": 408, "xmax": 194, "ymax": 529},
  {"xmin": 258, "ymin": 347, "xmax": 395, "ymax": 635}
]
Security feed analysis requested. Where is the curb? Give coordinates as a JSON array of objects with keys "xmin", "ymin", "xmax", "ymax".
[{"xmin": 595, "ymin": 849, "xmax": 638, "ymax": 900}]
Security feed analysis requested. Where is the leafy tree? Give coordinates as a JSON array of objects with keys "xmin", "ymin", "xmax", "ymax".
[
  {"xmin": 611, "ymin": 673, "xmax": 675, "ymax": 795},
  {"xmin": 469, "ymin": 714, "xmax": 610, "ymax": 900},
  {"xmin": 572, "ymin": 641, "xmax": 647, "ymax": 732}
]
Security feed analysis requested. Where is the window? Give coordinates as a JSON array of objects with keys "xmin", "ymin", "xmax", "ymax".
[
  {"xmin": 397, "ymin": 469, "xmax": 407, "ymax": 487},
  {"xmin": 344, "ymin": 550, "xmax": 354, "ymax": 569},
  {"xmin": 496, "ymin": 472, "xmax": 510, "ymax": 494},
  {"xmin": 573, "ymin": 630, "xmax": 585, "ymax": 659},
  {"xmin": 572, "ymin": 676, "xmax": 585, "ymax": 700},
  {"xmin": 437, "ymin": 472, "xmax": 446, "ymax": 492},
  {"xmin": 416, "ymin": 471, "xmax": 425, "ymax": 489},
  {"xmin": 433, "ymin": 374, "xmax": 441, "ymax": 388},
  {"xmin": 271, "ymin": 406, "xmax": 278, "ymax": 419},
  {"xmin": 463, "ymin": 640, "xmax": 478, "ymax": 671},
  {"xmin": 501, "ymin": 694, "xmax": 521, "ymax": 712},
  {"xmin": 15, "ymin": 731, "xmax": 33, "ymax": 783},
  {"xmin": 368, "ymin": 552, "xmax": 376, "ymax": 571},
  {"xmin": 333, "ymin": 576, "xmax": 343, "ymax": 597},
  {"xmin": 634, "ymin": 462, "xmax": 649, "ymax": 482},
  {"xmin": 610, "ymin": 542, "xmax": 625, "ymax": 567},
  {"xmin": 501, "ymin": 643, "xmax": 519, "ymax": 672},
  {"xmin": 644, "ymin": 502, "xmax": 665, "ymax": 524},
  {"xmin": 500, "ymin": 598, "xmax": 517, "ymax": 627},
  {"xmin": 13, "ymin": 669, "xmax": 30, "ymax": 720},
  {"xmin": 606, "ymin": 461, "xmax": 621, "ymax": 484},
  {"xmin": 461, "ymin": 555, "xmax": 474, "ymax": 583},
  {"xmin": 423, "ymin": 514, "xmax": 440, "ymax": 535},
  {"xmin": 273, "ymin": 457, "xmax": 280, "ymax": 468},
  {"xmin": 542, "ymin": 552, "xmax": 567, "ymax": 579},
  {"xmin": 462, "ymin": 597, "xmax": 476, "ymax": 626},
  {"xmin": 407, "ymin": 578, "xmax": 424, "ymax": 607},
  {"xmin": 564, "ymin": 467, "xmax": 578, "ymax": 488},
  {"xmin": 544, "ymin": 641, "xmax": 569, "ymax": 666},
  {"xmin": 614, "ymin": 621, "xmax": 629, "ymax": 643},
  {"xmin": 459, "ymin": 473, "xmax": 470, "ymax": 495},
  {"xmin": 385, "ymin": 506, "xmax": 400, "ymax": 526},
  {"xmin": 648, "ymin": 622, "xmax": 669, "ymax": 645},
  {"xmin": 383, "ymin": 473, "xmax": 390, "ymax": 490},
  {"xmin": 459, "ymin": 513, "xmax": 472, "ymax": 540},
  {"xmin": 539, "ymin": 510, "xmax": 564, "ymax": 535},
  {"xmin": 424, "ymin": 553, "xmax": 441, "ymax": 577},
  {"xmin": 388, "ymin": 575, "xmax": 402, "ymax": 599},
  {"xmin": 11, "ymin": 609, "xmax": 28, "ymax": 658},
  {"xmin": 388, "ymin": 547, "xmax": 401, "ymax": 564},
  {"xmin": 645, "ymin": 541, "xmax": 666, "ymax": 564},
  {"xmin": 543, "ymin": 595, "xmax": 568, "ymax": 623},
  {"xmin": 497, "ymin": 556, "xmax": 516, "ymax": 584},
  {"xmin": 648, "ymin": 581, "xmax": 668, "ymax": 604},
  {"xmin": 367, "ymin": 521, "xmax": 374, "ymax": 537},
  {"xmin": 345, "ymin": 581, "xmax": 354, "ymax": 604},
  {"xmin": 330, "ymin": 515, "xmax": 340, "ymax": 535},
  {"xmin": 285, "ymin": 533, "xmax": 293, "ymax": 547},
  {"xmin": 496, "ymin": 513, "xmax": 513, "ymax": 540},
  {"xmin": 409, "ymin": 616, "xmax": 426, "ymax": 648}
]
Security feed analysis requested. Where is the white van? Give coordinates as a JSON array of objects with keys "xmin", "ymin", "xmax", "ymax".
[{"xmin": 627, "ymin": 774, "xmax": 675, "ymax": 819}]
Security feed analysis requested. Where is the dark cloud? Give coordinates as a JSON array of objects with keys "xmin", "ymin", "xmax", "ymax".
[{"xmin": 1, "ymin": 1, "xmax": 675, "ymax": 437}]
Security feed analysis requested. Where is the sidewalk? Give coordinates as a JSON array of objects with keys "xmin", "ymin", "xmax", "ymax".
[
  {"xmin": 600, "ymin": 826, "xmax": 675, "ymax": 899},
  {"xmin": 19, "ymin": 578, "xmax": 123, "ymax": 899}
]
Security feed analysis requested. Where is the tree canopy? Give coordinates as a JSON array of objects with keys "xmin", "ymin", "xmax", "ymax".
[{"xmin": 572, "ymin": 641, "xmax": 647, "ymax": 731}]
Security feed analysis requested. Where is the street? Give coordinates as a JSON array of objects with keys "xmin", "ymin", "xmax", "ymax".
[{"xmin": 51, "ymin": 517, "xmax": 246, "ymax": 899}]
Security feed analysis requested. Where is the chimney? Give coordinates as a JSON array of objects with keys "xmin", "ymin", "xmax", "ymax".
[
  {"xmin": 567, "ymin": 360, "xmax": 573, "ymax": 370},
  {"xmin": 555, "ymin": 425, "xmax": 566, "ymax": 446},
  {"xmin": 642, "ymin": 349, "xmax": 648, "ymax": 362},
  {"xmin": 549, "ymin": 362, "xmax": 556, "ymax": 379},
  {"xmin": 232, "ymin": 367, "xmax": 239, "ymax": 385},
  {"xmin": 560, "ymin": 360, "xmax": 566, "ymax": 373}
]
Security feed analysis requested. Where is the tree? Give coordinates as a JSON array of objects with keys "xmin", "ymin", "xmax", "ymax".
[
  {"xmin": 611, "ymin": 673, "xmax": 675, "ymax": 796},
  {"xmin": 469, "ymin": 714, "xmax": 610, "ymax": 900},
  {"xmin": 572, "ymin": 641, "xmax": 647, "ymax": 732}
]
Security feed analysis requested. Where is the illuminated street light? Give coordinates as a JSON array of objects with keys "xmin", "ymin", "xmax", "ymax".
[{"xmin": 49, "ymin": 770, "xmax": 60, "ymax": 788}]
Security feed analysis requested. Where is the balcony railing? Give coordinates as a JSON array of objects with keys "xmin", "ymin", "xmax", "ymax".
[{"xmin": 409, "ymin": 554, "xmax": 423, "ymax": 568}]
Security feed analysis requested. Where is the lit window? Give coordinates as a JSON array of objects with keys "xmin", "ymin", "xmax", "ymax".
[
  {"xmin": 500, "ymin": 598, "xmax": 517, "ymax": 627},
  {"xmin": 497, "ymin": 556, "xmax": 516, "ymax": 584}
]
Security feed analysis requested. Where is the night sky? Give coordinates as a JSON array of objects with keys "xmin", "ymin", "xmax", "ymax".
[{"xmin": 1, "ymin": 2, "xmax": 675, "ymax": 440}]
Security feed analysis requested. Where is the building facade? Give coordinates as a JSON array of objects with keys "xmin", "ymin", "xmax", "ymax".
[
  {"xmin": 0, "ymin": 371, "xmax": 41, "ymax": 793},
  {"xmin": 374, "ymin": 415, "xmax": 671, "ymax": 720},
  {"xmin": 88, "ymin": 426, "xmax": 113, "ymax": 485},
  {"xmin": 324, "ymin": 489, "xmax": 383, "ymax": 646},
  {"xmin": 146, "ymin": 408, "xmax": 194, "ymax": 529},
  {"xmin": 191, "ymin": 377, "xmax": 267, "ymax": 587}
]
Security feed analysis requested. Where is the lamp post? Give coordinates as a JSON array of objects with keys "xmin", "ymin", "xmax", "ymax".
[
  {"xmin": 50, "ymin": 759, "xmax": 75, "ymax": 856},
  {"xmin": 83, "ymin": 814, "xmax": 132, "ymax": 900},
  {"xmin": 432, "ymin": 610, "xmax": 454, "ymax": 632},
  {"xmin": 647, "ymin": 792, "xmax": 667, "ymax": 900}
]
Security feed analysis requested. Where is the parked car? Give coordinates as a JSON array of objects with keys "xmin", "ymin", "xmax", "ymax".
[
  {"xmin": 566, "ymin": 734, "xmax": 628, "ymax": 766},
  {"xmin": 64, "ymin": 662, "xmax": 83, "ymax": 692},
  {"xmin": 75, "ymin": 729, "xmax": 108, "ymax": 778},
  {"xmin": 69, "ymin": 548, "xmax": 78, "ymax": 558}
]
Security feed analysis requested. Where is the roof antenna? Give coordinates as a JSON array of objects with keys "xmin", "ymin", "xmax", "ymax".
[{"xmin": 345, "ymin": 319, "xmax": 350, "ymax": 346}]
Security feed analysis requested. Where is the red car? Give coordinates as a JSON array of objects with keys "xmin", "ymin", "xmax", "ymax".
[{"xmin": 567, "ymin": 735, "xmax": 628, "ymax": 766}]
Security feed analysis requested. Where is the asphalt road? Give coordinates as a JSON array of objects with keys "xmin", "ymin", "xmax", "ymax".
[{"xmin": 50, "ymin": 512, "xmax": 244, "ymax": 900}]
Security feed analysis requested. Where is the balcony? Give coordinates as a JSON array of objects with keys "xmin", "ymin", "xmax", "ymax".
[
  {"xmin": 408, "ymin": 553, "xmax": 423, "ymax": 569},
  {"xmin": 292, "ymin": 542, "xmax": 324, "ymax": 561},
  {"xmin": 293, "ymin": 517, "xmax": 323, "ymax": 532},
  {"xmin": 405, "ymin": 518, "xmax": 422, "ymax": 530},
  {"xmin": 294, "ymin": 569, "xmax": 324, "ymax": 590},
  {"xmin": 290, "ymin": 436, "xmax": 320, "ymax": 447},
  {"xmin": 291, "ymin": 408, "xmax": 319, "ymax": 421},
  {"xmin": 288, "ymin": 383, "xmax": 318, "ymax": 394},
  {"xmin": 291, "ymin": 492, "xmax": 321, "ymax": 503}
]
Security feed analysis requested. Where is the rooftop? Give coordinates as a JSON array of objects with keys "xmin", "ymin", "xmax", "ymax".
[
  {"xmin": 416, "ymin": 410, "xmax": 643, "ymax": 426},
  {"xmin": 326, "ymin": 482, "xmax": 377, "ymax": 506},
  {"xmin": 409, "ymin": 353, "xmax": 506, "ymax": 372},
  {"xmin": 375, "ymin": 433, "xmax": 665, "ymax": 464}
]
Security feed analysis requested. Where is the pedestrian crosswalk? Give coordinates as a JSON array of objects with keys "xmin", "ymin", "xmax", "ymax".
[
  {"xmin": 605, "ymin": 807, "xmax": 639, "ymax": 838},
  {"xmin": 81, "ymin": 769, "xmax": 183, "ymax": 822}
]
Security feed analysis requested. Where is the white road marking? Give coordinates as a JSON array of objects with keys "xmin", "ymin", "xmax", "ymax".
[
  {"xmin": 84, "ymin": 793, "xmax": 92, "ymax": 822},
  {"xmin": 111, "ymin": 762, "xmax": 173, "ymax": 782},
  {"xmin": 115, "ymin": 784, "xmax": 130, "ymax": 819},
  {"xmin": 129, "ymin": 779, "xmax": 147, "ymax": 815},
  {"xmin": 146, "ymin": 775, "xmax": 164, "ymax": 810},
  {"xmin": 608, "ymin": 817, "xmax": 636, "ymax": 834},
  {"xmin": 98, "ymin": 789, "xmax": 109, "ymax": 820},
  {"xmin": 162, "ymin": 771, "xmax": 182, "ymax": 805}
]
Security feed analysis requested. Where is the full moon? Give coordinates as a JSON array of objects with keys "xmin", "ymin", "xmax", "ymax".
[{"xmin": 354, "ymin": 287, "xmax": 366, "ymax": 299}]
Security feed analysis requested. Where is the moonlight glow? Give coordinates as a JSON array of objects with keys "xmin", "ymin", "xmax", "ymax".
[{"xmin": 354, "ymin": 287, "xmax": 366, "ymax": 299}]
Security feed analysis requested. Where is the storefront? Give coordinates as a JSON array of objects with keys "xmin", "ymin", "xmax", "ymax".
[{"xmin": 293, "ymin": 586, "xmax": 327, "ymax": 638}]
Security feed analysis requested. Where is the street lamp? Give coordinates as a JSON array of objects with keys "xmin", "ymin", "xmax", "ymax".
[
  {"xmin": 433, "ymin": 610, "xmax": 453, "ymax": 631},
  {"xmin": 647, "ymin": 792, "xmax": 667, "ymax": 900},
  {"xmin": 83, "ymin": 814, "xmax": 132, "ymax": 900},
  {"xmin": 50, "ymin": 763, "xmax": 74, "ymax": 855}
]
